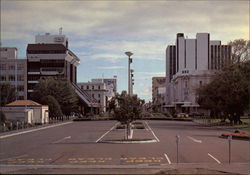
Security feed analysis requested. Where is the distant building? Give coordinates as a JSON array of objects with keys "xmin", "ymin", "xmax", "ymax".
[
  {"xmin": 91, "ymin": 76, "xmax": 117, "ymax": 98},
  {"xmin": 165, "ymin": 33, "xmax": 232, "ymax": 114},
  {"xmin": 1, "ymin": 100, "xmax": 49, "ymax": 124},
  {"xmin": 0, "ymin": 47, "xmax": 27, "ymax": 100},
  {"xmin": 152, "ymin": 77, "xmax": 166, "ymax": 113},
  {"xmin": 78, "ymin": 81, "xmax": 108, "ymax": 113}
]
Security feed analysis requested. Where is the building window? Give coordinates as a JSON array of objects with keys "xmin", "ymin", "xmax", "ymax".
[
  {"xmin": 9, "ymin": 75, "xmax": 15, "ymax": 81},
  {"xmin": 0, "ymin": 64, "xmax": 7, "ymax": 70},
  {"xmin": 92, "ymin": 86, "xmax": 94, "ymax": 90},
  {"xmin": 18, "ymin": 96, "xmax": 24, "ymax": 100},
  {"xmin": 87, "ymin": 85, "xmax": 89, "ymax": 89},
  {"xmin": 17, "ymin": 64, "xmax": 24, "ymax": 70},
  {"xmin": 17, "ymin": 85, "xmax": 24, "ymax": 91},
  {"xmin": 17, "ymin": 75, "xmax": 24, "ymax": 81},
  {"xmin": 98, "ymin": 100, "xmax": 101, "ymax": 103},
  {"xmin": 81, "ymin": 86, "xmax": 83, "ymax": 89},
  {"xmin": 199, "ymin": 81, "xmax": 202, "ymax": 87},
  {"xmin": 0, "ymin": 76, "xmax": 6, "ymax": 81},
  {"xmin": 98, "ymin": 86, "xmax": 100, "ymax": 90},
  {"xmin": 9, "ymin": 65, "xmax": 15, "ymax": 70},
  {"xmin": 98, "ymin": 94, "xmax": 101, "ymax": 98},
  {"xmin": 92, "ymin": 94, "xmax": 94, "ymax": 98}
]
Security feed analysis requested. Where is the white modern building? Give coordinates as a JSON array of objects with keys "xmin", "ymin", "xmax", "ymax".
[
  {"xmin": 0, "ymin": 47, "xmax": 27, "ymax": 100},
  {"xmin": 91, "ymin": 76, "xmax": 117, "ymax": 98},
  {"xmin": 165, "ymin": 33, "xmax": 232, "ymax": 114},
  {"xmin": 78, "ymin": 81, "xmax": 108, "ymax": 113}
]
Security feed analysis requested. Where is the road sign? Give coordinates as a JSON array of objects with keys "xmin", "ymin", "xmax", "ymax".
[{"xmin": 228, "ymin": 135, "xmax": 232, "ymax": 164}]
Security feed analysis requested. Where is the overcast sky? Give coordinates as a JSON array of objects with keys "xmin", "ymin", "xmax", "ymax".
[{"xmin": 1, "ymin": 0, "xmax": 249, "ymax": 102}]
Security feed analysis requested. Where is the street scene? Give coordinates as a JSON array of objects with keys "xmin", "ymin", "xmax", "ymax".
[
  {"xmin": 0, "ymin": 0, "xmax": 249, "ymax": 174},
  {"xmin": 0, "ymin": 120, "xmax": 249, "ymax": 174}
]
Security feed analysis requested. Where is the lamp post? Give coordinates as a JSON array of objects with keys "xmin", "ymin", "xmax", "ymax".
[
  {"xmin": 130, "ymin": 69, "xmax": 134, "ymax": 95},
  {"xmin": 125, "ymin": 51, "xmax": 133, "ymax": 95}
]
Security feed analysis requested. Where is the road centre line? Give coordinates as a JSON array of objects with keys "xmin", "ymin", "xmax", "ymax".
[
  {"xmin": 187, "ymin": 136, "xmax": 202, "ymax": 143},
  {"xmin": 96, "ymin": 122, "xmax": 118, "ymax": 143},
  {"xmin": 164, "ymin": 153, "xmax": 171, "ymax": 164},
  {"xmin": 52, "ymin": 136, "xmax": 71, "ymax": 144},
  {"xmin": 0, "ymin": 154, "xmax": 28, "ymax": 162},
  {"xmin": 144, "ymin": 121, "xmax": 160, "ymax": 142},
  {"xmin": 0, "ymin": 122, "xmax": 73, "ymax": 139},
  {"xmin": 208, "ymin": 153, "xmax": 221, "ymax": 164}
]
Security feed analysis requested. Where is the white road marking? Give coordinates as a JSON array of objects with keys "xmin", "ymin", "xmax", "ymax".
[
  {"xmin": 53, "ymin": 136, "xmax": 71, "ymax": 144},
  {"xmin": 96, "ymin": 123, "xmax": 118, "ymax": 143},
  {"xmin": 145, "ymin": 121, "xmax": 160, "ymax": 142},
  {"xmin": 0, "ymin": 154, "xmax": 28, "ymax": 161},
  {"xmin": 187, "ymin": 136, "xmax": 202, "ymax": 143},
  {"xmin": 0, "ymin": 122, "xmax": 73, "ymax": 139},
  {"xmin": 208, "ymin": 153, "xmax": 221, "ymax": 164},
  {"xmin": 164, "ymin": 153, "xmax": 171, "ymax": 164}
]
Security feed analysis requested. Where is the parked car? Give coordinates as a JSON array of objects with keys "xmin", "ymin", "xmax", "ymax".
[
  {"xmin": 189, "ymin": 112, "xmax": 204, "ymax": 117},
  {"xmin": 177, "ymin": 113, "xmax": 189, "ymax": 118}
]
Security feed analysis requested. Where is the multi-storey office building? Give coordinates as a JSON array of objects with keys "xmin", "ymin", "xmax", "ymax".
[
  {"xmin": 152, "ymin": 77, "xmax": 166, "ymax": 113},
  {"xmin": 165, "ymin": 33, "xmax": 232, "ymax": 114},
  {"xmin": 78, "ymin": 81, "xmax": 108, "ymax": 113},
  {"xmin": 0, "ymin": 47, "xmax": 27, "ymax": 100},
  {"xmin": 26, "ymin": 32, "xmax": 96, "ymax": 109}
]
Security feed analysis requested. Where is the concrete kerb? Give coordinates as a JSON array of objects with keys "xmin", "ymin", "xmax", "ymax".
[{"xmin": 98, "ymin": 139, "xmax": 158, "ymax": 144}]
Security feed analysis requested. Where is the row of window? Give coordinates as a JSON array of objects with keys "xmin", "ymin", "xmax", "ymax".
[
  {"xmin": 91, "ymin": 93, "xmax": 101, "ymax": 98},
  {"xmin": 81, "ymin": 85, "xmax": 101, "ymax": 90},
  {"xmin": 0, "ymin": 75, "xmax": 24, "ymax": 81},
  {"xmin": 0, "ymin": 64, "xmax": 25, "ymax": 70}
]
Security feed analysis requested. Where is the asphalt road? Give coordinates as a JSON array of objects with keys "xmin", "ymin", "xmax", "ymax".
[{"xmin": 0, "ymin": 120, "xmax": 249, "ymax": 174}]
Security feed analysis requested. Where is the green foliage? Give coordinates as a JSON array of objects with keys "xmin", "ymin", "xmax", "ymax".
[
  {"xmin": 197, "ymin": 60, "xmax": 250, "ymax": 124},
  {"xmin": 108, "ymin": 96, "xmax": 116, "ymax": 113},
  {"xmin": 41, "ymin": 95, "xmax": 63, "ymax": 120},
  {"xmin": 228, "ymin": 39, "xmax": 250, "ymax": 62},
  {"xmin": 113, "ymin": 91, "xmax": 145, "ymax": 124},
  {"xmin": 0, "ymin": 111, "xmax": 6, "ymax": 124},
  {"xmin": 31, "ymin": 77, "xmax": 79, "ymax": 116},
  {"xmin": 0, "ymin": 82, "xmax": 17, "ymax": 106}
]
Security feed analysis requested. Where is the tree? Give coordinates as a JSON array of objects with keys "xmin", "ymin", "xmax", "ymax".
[
  {"xmin": 0, "ymin": 82, "xmax": 17, "ymax": 106},
  {"xmin": 228, "ymin": 39, "xmax": 250, "ymax": 62},
  {"xmin": 113, "ymin": 91, "xmax": 145, "ymax": 139},
  {"xmin": 108, "ymin": 96, "xmax": 116, "ymax": 114},
  {"xmin": 197, "ymin": 60, "xmax": 250, "ymax": 124},
  {"xmin": 0, "ymin": 111, "xmax": 6, "ymax": 124},
  {"xmin": 41, "ymin": 95, "xmax": 63, "ymax": 120},
  {"xmin": 31, "ymin": 77, "xmax": 79, "ymax": 117}
]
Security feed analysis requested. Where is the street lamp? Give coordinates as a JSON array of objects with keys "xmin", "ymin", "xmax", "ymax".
[
  {"xmin": 125, "ymin": 51, "xmax": 133, "ymax": 95},
  {"xmin": 130, "ymin": 69, "xmax": 134, "ymax": 95}
]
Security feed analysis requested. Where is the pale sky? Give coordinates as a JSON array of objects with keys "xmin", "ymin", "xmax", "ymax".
[{"xmin": 1, "ymin": 0, "xmax": 249, "ymax": 102}]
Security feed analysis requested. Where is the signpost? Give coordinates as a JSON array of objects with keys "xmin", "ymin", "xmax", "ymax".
[
  {"xmin": 176, "ymin": 135, "xmax": 180, "ymax": 164},
  {"xmin": 228, "ymin": 135, "xmax": 232, "ymax": 164}
]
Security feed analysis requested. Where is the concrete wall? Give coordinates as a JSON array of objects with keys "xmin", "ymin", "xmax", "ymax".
[
  {"xmin": 177, "ymin": 37, "xmax": 185, "ymax": 72},
  {"xmin": 185, "ymin": 39, "xmax": 196, "ymax": 70},
  {"xmin": 196, "ymin": 33, "xmax": 209, "ymax": 70}
]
